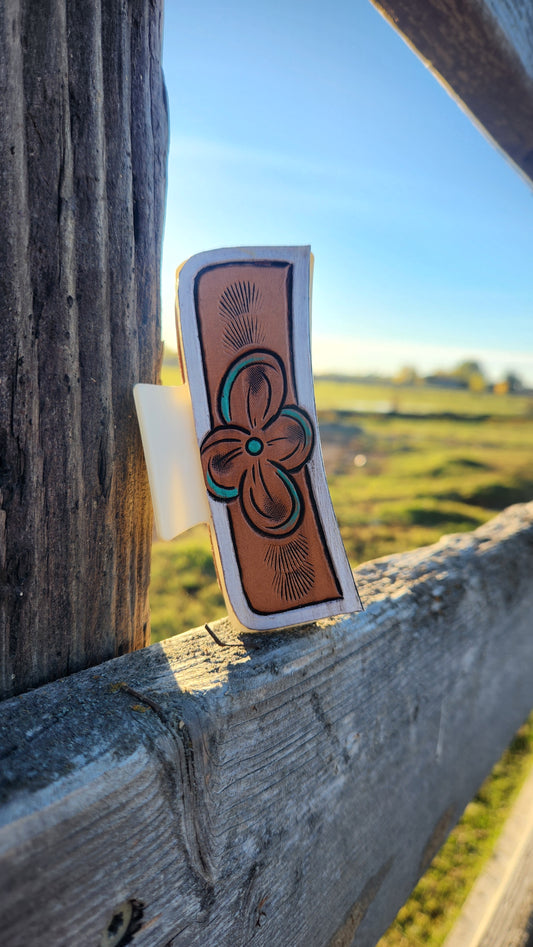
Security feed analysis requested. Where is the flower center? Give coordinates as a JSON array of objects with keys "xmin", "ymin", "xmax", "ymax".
[{"xmin": 245, "ymin": 436, "xmax": 264, "ymax": 456}]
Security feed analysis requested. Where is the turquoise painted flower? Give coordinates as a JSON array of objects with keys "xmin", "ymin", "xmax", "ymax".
[{"xmin": 200, "ymin": 351, "xmax": 314, "ymax": 536}]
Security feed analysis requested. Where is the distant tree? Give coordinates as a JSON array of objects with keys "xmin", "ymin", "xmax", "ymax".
[
  {"xmin": 453, "ymin": 360, "xmax": 483, "ymax": 382},
  {"xmin": 451, "ymin": 360, "xmax": 487, "ymax": 392},
  {"xmin": 393, "ymin": 365, "xmax": 420, "ymax": 386},
  {"xmin": 505, "ymin": 372, "xmax": 524, "ymax": 393},
  {"xmin": 468, "ymin": 371, "xmax": 486, "ymax": 393}
]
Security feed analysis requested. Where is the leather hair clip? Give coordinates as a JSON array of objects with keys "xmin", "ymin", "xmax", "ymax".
[{"xmin": 135, "ymin": 247, "xmax": 362, "ymax": 632}]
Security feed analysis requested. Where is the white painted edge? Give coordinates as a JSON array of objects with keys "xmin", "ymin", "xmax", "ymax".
[{"xmin": 176, "ymin": 246, "xmax": 362, "ymax": 632}]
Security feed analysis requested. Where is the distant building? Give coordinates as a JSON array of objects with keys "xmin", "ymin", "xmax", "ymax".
[{"xmin": 424, "ymin": 375, "xmax": 466, "ymax": 389}]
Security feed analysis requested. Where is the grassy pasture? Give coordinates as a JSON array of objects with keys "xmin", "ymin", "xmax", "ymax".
[
  {"xmin": 150, "ymin": 371, "xmax": 533, "ymax": 641},
  {"xmin": 323, "ymin": 409, "xmax": 533, "ymax": 565},
  {"xmin": 149, "ymin": 367, "xmax": 533, "ymax": 946},
  {"xmin": 314, "ymin": 377, "xmax": 533, "ymax": 418}
]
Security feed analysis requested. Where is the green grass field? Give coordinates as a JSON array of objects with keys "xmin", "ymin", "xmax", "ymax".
[
  {"xmin": 150, "ymin": 366, "xmax": 533, "ymax": 946},
  {"xmin": 314, "ymin": 377, "xmax": 533, "ymax": 418},
  {"xmin": 151, "ymin": 370, "xmax": 533, "ymax": 640}
]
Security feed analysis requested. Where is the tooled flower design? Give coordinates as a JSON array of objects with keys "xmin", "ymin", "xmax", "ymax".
[{"xmin": 200, "ymin": 350, "xmax": 314, "ymax": 536}]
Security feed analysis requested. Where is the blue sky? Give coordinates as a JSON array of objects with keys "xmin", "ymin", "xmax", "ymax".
[{"xmin": 161, "ymin": 0, "xmax": 533, "ymax": 383}]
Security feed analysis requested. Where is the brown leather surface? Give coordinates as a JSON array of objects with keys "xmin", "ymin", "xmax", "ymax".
[{"xmin": 195, "ymin": 261, "xmax": 341, "ymax": 615}]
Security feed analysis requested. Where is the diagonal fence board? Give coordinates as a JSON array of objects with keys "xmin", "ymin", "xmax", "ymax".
[
  {"xmin": 1, "ymin": 503, "xmax": 532, "ymax": 947},
  {"xmin": 369, "ymin": 0, "xmax": 533, "ymax": 185},
  {"xmin": 444, "ymin": 759, "xmax": 533, "ymax": 947}
]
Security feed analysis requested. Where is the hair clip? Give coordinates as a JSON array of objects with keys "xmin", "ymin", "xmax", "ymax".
[{"xmin": 135, "ymin": 247, "xmax": 362, "ymax": 631}]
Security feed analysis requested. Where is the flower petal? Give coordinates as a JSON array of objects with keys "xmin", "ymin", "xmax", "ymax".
[
  {"xmin": 219, "ymin": 351, "xmax": 286, "ymax": 429},
  {"xmin": 264, "ymin": 406, "xmax": 314, "ymax": 471},
  {"xmin": 200, "ymin": 426, "xmax": 248, "ymax": 500},
  {"xmin": 241, "ymin": 459, "xmax": 303, "ymax": 535}
]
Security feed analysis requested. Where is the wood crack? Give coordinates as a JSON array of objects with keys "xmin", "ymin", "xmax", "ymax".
[{"xmin": 119, "ymin": 681, "xmax": 216, "ymax": 885}]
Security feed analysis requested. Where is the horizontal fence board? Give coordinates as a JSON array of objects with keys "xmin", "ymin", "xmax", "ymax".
[
  {"xmin": 370, "ymin": 0, "xmax": 533, "ymax": 185},
  {"xmin": 1, "ymin": 503, "xmax": 532, "ymax": 947}
]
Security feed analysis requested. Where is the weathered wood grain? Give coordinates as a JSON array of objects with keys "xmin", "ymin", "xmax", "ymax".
[
  {"xmin": 1, "ymin": 503, "xmax": 532, "ymax": 946},
  {"xmin": 0, "ymin": 0, "xmax": 167, "ymax": 699},
  {"xmin": 370, "ymin": 0, "xmax": 533, "ymax": 184}
]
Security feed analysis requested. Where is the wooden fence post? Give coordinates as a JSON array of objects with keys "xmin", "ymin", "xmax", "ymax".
[{"xmin": 0, "ymin": 0, "xmax": 167, "ymax": 699}]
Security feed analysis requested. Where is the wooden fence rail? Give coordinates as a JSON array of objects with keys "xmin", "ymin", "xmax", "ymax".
[
  {"xmin": 370, "ymin": 0, "xmax": 533, "ymax": 185},
  {"xmin": 2, "ymin": 502, "xmax": 532, "ymax": 947}
]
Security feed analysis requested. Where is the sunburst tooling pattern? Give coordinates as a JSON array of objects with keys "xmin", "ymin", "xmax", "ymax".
[{"xmin": 219, "ymin": 280, "xmax": 266, "ymax": 352}]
